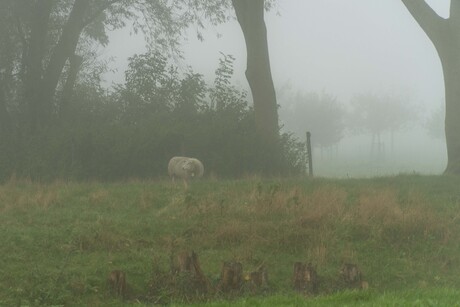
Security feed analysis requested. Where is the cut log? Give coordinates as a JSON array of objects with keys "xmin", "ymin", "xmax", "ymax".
[
  {"xmin": 108, "ymin": 270, "xmax": 126, "ymax": 298},
  {"xmin": 292, "ymin": 262, "xmax": 319, "ymax": 294},
  {"xmin": 340, "ymin": 263, "xmax": 368, "ymax": 289},
  {"xmin": 248, "ymin": 265, "xmax": 269, "ymax": 293},
  {"xmin": 218, "ymin": 261, "xmax": 243, "ymax": 293}
]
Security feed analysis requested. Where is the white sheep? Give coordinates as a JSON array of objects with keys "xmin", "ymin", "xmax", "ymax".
[{"xmin": 168, "ymin": 156, "xmax": 204, "ymax": 184}]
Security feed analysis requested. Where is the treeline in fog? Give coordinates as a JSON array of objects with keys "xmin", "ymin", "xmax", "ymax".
[
  {"xmin": 0, "ymin": 50, "xmax": 305, "ymax": 180},
  {"xmin": 0, "ymin": 1, "xmax": 307, "ymax": 181}
]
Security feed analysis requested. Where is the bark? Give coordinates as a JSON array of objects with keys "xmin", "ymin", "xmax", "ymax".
[
  {"xmin": 231, "ymin": 0, "xmax": 279, "ymax": 143},
  {"xmin": 248, "ymin": 265, "xmax": 268, "ymax": 294},
  {"xmin": 38, "ymin": 0, "xmax": 90, "ymax": 126},
  {"xmin": 0, "ymin": 76, "xmax": 11, "ymax": 134},
  {"xmin": 402, "ymin": 0, "xmax": 460, "ymax": 174},
  {"xmin": 107, "ymin": 270, "xmax": 127, "ymax": 298},
  {"xmin": 217, "ymin": 261, "xmax": 243, "ymax": 292},
  {"xmin": 292, "ymin": 262, "xmax": 319, "ymax": 294},
  {"xmin": 60, "ymin": 53, "xmax": 83, "ymax": 118},
  {"xmin": 23, "ymin": 0, "xmax": 53, "ymax": 130}
]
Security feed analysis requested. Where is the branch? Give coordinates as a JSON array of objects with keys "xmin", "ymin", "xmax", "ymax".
[
  {"xmin": 82, "ymin": 0, "xmax": 122, "ymax": 27},
  {"xmin": 401, "ymin": 0, "xmax": 445, "ymax": 41},
  {"xmin": 451, "ymin": 1, "xmax": 460, "ymax": 20}
]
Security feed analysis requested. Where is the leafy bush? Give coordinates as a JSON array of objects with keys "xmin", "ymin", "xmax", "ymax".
[{"xmin": 0, "ymin": 52, "xmax": 305, "ymax": 181}]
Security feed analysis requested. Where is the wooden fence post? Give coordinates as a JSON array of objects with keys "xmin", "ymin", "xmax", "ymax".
[{"xmin": 306, "ymin": 131, "xmax": 313, "ymax": 177}]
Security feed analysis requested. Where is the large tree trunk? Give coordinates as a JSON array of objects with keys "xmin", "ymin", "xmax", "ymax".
[
  {"xmin": 60, "ymin": 53, "xmax": 83, "ymax": 118},
  {"xmin": 38, "ymin": 0, "xmax": 90, "ymax": 127},
  {"xmin": 401, "ymin": 0, "xmax": 460, "ymax": 174},
  {"xmin": 23, "ymin": 0, "xmax": 53, "ymax": 131},
  {"xmin": 442, "ymin": 41, "xmax": 460, "ymax": 174},
  {"xmin": 0, "ymin": 76, "xmax": 11, "ymax": 134},
  {"xmin": 231, "ymin": 0, "xmax": 279, "ymax": 143}
]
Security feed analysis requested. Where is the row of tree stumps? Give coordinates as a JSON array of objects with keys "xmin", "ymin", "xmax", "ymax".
[{"xmin": 107, "ymin": 250, "xmax": 368, "ymax": 303}]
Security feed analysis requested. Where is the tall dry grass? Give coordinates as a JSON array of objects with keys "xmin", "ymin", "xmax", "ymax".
[
  {"xmin": 0, "ymin": 177, "xmax": 64, "ymax": 212},
  {"xmin": 153, "ymin": 180, "xmax": 455, "ymax": 267}
]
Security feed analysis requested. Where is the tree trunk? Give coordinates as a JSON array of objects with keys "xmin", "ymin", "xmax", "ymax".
[
  {"xmin": 38, "ymin": 0, "xmax": 89, "ymax": 127},
  {"xmin": 231, "ymin": 0, "xmax": 279, "ymax": 143},
  {"xmin": 442, "ymin": 45, "xmax": 460, "ymax": 174},
  {"xmin": 60, "ymin": 53, "xmax": 83, "ymax": 118},
  {"xmin": 401, "ymin": 0, "xmax": 460, "ymax": 174},
  {"xmin": 0, "ymin": 76, "xmax": 11, "ymax": 134},
  {"xmin": 23, "ymin": 0, "xmax": 53, "ymax": 131}
]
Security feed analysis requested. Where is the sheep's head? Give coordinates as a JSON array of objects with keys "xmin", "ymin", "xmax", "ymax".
[{"xmin": 182, "ymin": 160, "xmax": 197, "ymax": 177}]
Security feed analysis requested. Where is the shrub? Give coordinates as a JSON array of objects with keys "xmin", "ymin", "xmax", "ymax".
[{"xmin": 0, "ymin": 52, "xmax": 305, "ymax": 181}]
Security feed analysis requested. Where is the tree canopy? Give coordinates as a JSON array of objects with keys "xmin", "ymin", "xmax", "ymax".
[{"xmin": 0, "ymin": 0, "xmax": 236, "ymax": 132}]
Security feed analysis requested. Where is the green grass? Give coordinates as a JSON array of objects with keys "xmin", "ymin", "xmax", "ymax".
[
  {"xmin": 1, "ymin": 175, "xmax": 460, "ymax": 305},
  {"xmin": 180, "ymin": 288, "xmax": 460, "ymax": 306}
]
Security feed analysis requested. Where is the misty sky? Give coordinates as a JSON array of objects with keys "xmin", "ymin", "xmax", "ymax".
[{"xmin": 104, "ymin": 0, "xmax": 449, "ymax": 112}]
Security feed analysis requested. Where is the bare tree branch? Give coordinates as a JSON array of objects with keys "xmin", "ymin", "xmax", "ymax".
[
  {"xmin": 451, "ymin": 1, "xmax": 460, "ymax": 20},
  {"xmin": 400, "ymin": 0, "xmax": 446, "ymax": 42}
]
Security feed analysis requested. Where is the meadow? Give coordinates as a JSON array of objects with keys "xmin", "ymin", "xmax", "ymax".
[{"xmin": 1, "ymin": 175, "xmax": 460, "ymax": 306}]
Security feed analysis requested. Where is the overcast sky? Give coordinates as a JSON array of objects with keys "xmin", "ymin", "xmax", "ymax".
[{"xmin": 104, "ymin": 0, "xmax": 449, "ymax": 111}]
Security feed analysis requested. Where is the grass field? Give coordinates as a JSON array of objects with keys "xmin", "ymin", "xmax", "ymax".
[{"xmin": 1, "ymin": 175, "xmax": 460, "ymax": 305}]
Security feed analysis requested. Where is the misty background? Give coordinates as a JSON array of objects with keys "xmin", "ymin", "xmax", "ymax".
[{"xmin": 99, "ymin": 0, "xmax": 449, "ymax": 177}]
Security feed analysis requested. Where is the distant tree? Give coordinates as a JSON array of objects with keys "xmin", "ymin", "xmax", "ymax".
[
  {"xmin": 348, "ymin": 93, "xmax": 415, "ymax": 157},
  {"xmin": 231, "ymin": 0, "xmax": 279, "ymax": 146},
  {"xmin": 425, "ymin": 103, "xmax": 445, "ymax": 140},
  {"xmin": 401, "ymin": 0, "xmax": 460, "ymax": 174},
  {"xmin": 279, "ymin": 91, "xmax": 345, "ymax": 153}
]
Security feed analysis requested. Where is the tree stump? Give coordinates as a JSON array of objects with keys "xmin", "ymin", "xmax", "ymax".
[
  {"xmin": 340, "ymin": 263, "xmax": 368, "ymax": 289},
  {"xmin": 248, "ymin": 265, "xmax": 269, "ymax": 294},
  {"xmin": 172, "ymin": 250, "xmax": 194, "ymax": 274},
  {"xmin": 292, "ymin": 262, "xmax": 319, "ymax": 295},
  {"xmin": 108, "ymin": 270, "xmax": 127, "ymax": 298},
  {"xmin": 218, "ymin": 261, "xmax": 243, "ymax": 293},
  {"xmin": 171, "ymin": 250, "xmax": 210, "ymax": 295},
  {"xmin": 189, "ymin": 251, "xmax": 211, "ymax": 293}
]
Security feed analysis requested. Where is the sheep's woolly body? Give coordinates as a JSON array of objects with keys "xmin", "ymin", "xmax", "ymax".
[{"xmin": 168, "ymin": 156, "xmax": 204, "ymax": 181}]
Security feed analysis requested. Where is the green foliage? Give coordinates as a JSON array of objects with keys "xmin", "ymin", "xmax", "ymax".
[
  {"xmin": 0, "ymin": 0, "xmax": 296, "ymax": 181},
  {"xmin": 0, "ymin": 0, "xmax": 238, "ymax": 133},
  {"xmin": 0, "ymin": 52, "xmax": 305, "ymax": 181}
]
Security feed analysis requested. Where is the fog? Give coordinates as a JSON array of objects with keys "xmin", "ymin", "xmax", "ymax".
[{"xmin": 103, "ymin": 0, "xmax": 449, "ymax": 177}]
